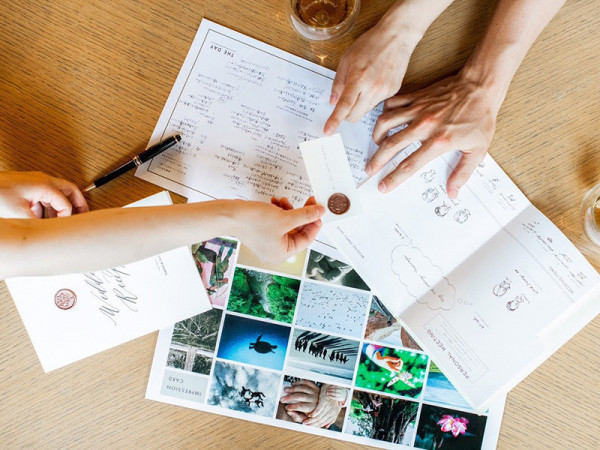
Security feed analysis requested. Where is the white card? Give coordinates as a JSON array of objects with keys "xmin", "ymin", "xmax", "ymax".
[
  {"xmin": 6, "ymin": 191, "xmax": 211, "ymax": 372},
  {"xmin": 300, "ymin": 134, "xmax": 363, "ymax": 223}
]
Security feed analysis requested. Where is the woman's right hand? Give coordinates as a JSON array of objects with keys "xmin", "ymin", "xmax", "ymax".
[
  {"xmin": 323, "ymin": 21, "xmax": 416, "ymax": 135},
  {"xmin": 227, "ymin": 196, "xmax": 324, "ymax": 264}
]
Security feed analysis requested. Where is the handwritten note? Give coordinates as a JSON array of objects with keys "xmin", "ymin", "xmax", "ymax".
[{"xmin": 135, "ymin": 21, "xmax": 379, "ymax": 205}]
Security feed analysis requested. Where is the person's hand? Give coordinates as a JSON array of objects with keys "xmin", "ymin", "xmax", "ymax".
[
  {"xmin": 323, "ymin": 23, "xmax": 417, "ymax": 135},
  {"xmin": 303, "ymin": 384, "xmax": 343, "ymax": 428},
  {"xmin": 229, "ymin": 196, "xmax": 324, "ymax": 264},
  {"xmin": 280, "ymin": 380, "xmax": 321, "ymax": 423},
  {"xmin": 326, "ymin": 384, "xmax": 349, "ymax": 404},
  {"xmin": 0, "ymin": 171, "xmax": 89, "ymax": 218},
  {"xmin": 367, "ymin": 73, "xmax": 500, "ymax": 198}
]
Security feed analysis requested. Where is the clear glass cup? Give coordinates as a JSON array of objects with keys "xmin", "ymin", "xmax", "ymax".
[
  {"xmin": 580, "ymin": 183, "xmax": 600, "ymax": 247},
  {"xmin": 286, "ymin": 0, "xmax": 361, "ymax": 41}
]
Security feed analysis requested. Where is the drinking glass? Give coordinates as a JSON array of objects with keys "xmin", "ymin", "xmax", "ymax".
[
  {"xmin": 286, "ymin": 0, "xmax": 361, "ymax": 41},
  {"xmin": 580, "ymin": 183, "xmax": 600, "ymax": 247}
]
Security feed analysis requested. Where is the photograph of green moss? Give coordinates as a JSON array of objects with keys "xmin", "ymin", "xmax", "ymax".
[{"xmin": 227, "ymin": 267, "xmax": 301, "ymax": 324}]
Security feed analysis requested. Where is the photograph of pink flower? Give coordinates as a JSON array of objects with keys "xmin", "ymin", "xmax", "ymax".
[{"xmin": 414, "ymin": 404, "xmax": 487, "ymax": 450}]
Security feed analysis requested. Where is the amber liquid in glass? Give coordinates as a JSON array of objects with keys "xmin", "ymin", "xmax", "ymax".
[{"xmin": 295, "ymin": 0, "xmax": 349, "ymax": 28}]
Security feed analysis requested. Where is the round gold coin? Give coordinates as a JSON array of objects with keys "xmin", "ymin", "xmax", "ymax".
[
  {"xmin": 327, "ymin": 193, "xmax": 350, "ymax": 215},
  {"xmin": 54, "ymin": 289, "xmax": 77, "ymax": 310}
]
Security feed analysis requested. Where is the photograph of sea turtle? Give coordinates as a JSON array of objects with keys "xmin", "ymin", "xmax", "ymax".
[
  {"xmin": 217, "ymin": 314, "xmax": 290, "ymax": 370},
  {"xmin": 249, "ymin": 335, "xmax": 277, "ymax": 354}
]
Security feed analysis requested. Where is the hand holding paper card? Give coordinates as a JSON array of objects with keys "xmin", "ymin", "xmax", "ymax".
[{"xmin": 299, "ymin": 134, "xmax": 363, "ymax": 223}]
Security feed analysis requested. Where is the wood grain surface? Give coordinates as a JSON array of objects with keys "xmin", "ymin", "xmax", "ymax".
[{"xmin": 0, "ymin": 0, "xmax": 598, "ymax": 448}]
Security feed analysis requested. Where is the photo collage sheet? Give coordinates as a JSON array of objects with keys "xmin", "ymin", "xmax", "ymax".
[{"xmin": 146, "ymin": 238, "xmax": 504, "ymax": 449}]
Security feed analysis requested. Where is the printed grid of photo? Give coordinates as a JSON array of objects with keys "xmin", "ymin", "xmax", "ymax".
[{"xmin": 160, "ymin": 243, "xmax": 490, "ymax": 448}]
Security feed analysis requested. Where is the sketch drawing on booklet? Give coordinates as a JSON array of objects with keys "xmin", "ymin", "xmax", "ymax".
[{"xmin": 191, "ymin": 237, "xmax": 239, "ymax": 307}]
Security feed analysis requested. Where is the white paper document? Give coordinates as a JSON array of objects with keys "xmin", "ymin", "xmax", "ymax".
[
  {"xmin": 146, "ymin": 237, "xmax": 505, "ymax": 449},
  {"xmin": 304, "ymin": 139, "xmax": 600, "ymax": 411},
  {"xmin": 134, "ymin": 21, "xmax": 379, "ymax": 208},
  {"xmin": 6, "ymin": 192, "xmax": 211, "ymax": 372}
]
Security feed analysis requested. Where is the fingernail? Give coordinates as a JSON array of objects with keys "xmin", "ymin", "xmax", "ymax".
[
  {"xmin": 323, "ymin": 126, "xmax": 332, "ymax": 135},
  {"xmin": 447, "ymin": 186, "xmax": 457, "ymax": 199},
  {"xmin": 365, "ymin": 162, "xmax": 373, "ymax": 175},
  {"xmin": 284, "ymin": 387, "xmax": 291, "ymax": 393},
  {"xmin": 378, "ymin": 181, "xmax": 387, "ymax": 193},
  {"xmin": 330, "ymin": 93, "xmax": 338, "ymax": 105}
]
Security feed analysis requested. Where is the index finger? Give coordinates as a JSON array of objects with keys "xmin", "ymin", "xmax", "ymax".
[
  {"xmin": 323, "ymin": 81, "xmax": 361, "ymax": 135},
  {"xmin": 51, "ymin": 177, "xmax": 89, "ymax": 214}
]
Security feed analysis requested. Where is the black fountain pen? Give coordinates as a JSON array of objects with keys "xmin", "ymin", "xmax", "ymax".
[{"xmin": 83, "ymin": 134, "xmax": 182, "ymax": 192}]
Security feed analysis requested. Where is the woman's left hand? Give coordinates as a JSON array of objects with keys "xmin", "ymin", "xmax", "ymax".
[{"xmin": 367, "ymin": 72, "xmax": 501, "ymax": 198}]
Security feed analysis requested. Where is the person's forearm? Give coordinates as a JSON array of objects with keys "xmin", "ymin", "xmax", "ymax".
[
  {"xmin": 460, "ymin": 0, "xmax": 566, "ymax": 113},
  {"xmin": 0, "ymin": 201, "xmax": 240, "ymax": 278},
  {"xmin": 379, "ymin": 0, "xmax": 455, "ymax": 51}
]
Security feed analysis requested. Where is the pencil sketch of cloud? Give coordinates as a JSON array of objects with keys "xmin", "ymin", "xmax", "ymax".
[
  {"xmin": 390, "ymin": 245, "xmax": 456, "ymax": 310},
  {"xmin": 208, "ymin": 361, "xmax": 280, "ymax": 417}
]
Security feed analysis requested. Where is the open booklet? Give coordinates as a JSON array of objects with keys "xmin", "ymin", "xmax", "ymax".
[
  {"xmin": 301, "ymin": 134, "xmax": 600, "ymax": 412},
  {"xmin": 6, "ymin": 192, "xmax": 211, "ymax": 372},
  {"xmin": 146, "ymin": 236, "xmax": 505, "ymax": 449}
]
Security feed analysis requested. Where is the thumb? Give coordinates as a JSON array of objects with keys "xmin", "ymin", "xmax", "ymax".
[
  {"xmin": 285, "ymin": 204, "xmax": 325, "ymax": 230},
  {"xmin": 446, "ymin": 151, "xmax": 485, "ymax": 199}
]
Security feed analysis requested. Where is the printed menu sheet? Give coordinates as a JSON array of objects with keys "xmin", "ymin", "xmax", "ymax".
[
  {"xmin": 146, "ymin": 238, "xmax": 505, "ymax": 449},
  {"xmin": 6, "ymin": 192, "xmax": 210, "ymax": 372},
  {"xmin": 134, "ymin": 20, "xmax": 378, "ymax": 213}
]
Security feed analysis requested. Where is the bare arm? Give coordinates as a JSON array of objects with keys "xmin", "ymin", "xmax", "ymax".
[
  {"xmin": 0, "ymin": 173, "xmax": 324, "ymax": 279},
  {"xmin": 370, "ymin": 0, "xmax": 566, "ymax": 196}
]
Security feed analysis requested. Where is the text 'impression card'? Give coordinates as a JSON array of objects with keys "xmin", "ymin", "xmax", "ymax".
[{"xmin": 300, "ymin": 134, "xmax": 363, "ymax": 223}]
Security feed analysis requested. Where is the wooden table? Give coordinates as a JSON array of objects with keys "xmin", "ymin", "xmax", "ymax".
[{"xmin": 1, "ymin": 0, "xmax": 598, "ymax": 447}]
